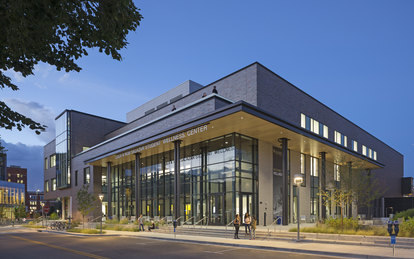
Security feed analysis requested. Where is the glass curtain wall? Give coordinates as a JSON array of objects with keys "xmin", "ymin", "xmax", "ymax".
[{"xmin": 108, "ymin": 133, "xmax": 258, "ymax": 225}]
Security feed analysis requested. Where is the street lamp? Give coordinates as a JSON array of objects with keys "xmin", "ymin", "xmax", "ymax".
[
  {"xmin": 41, "ymin": 202, "xmax": 45, "ymax": 227},
  {"xmin": 57, "ymin": 209, "xmax": 60, "ymax": 219},
  {"xmin": 294, "ymin": 174, "xmax": 304, "ymax": 242},
  {"xmin": 98, "ymin": 194, "xmax": 104, "ymax": 234}
]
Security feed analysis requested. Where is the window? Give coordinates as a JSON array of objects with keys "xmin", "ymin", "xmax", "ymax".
[
  {"xmin": 84, "ymin": 167, "xmax": 90, "ymax": 184},
  {"xmin": 334, "ymin": 164, "xmax": 340, "ymax": 182},
  {"xmin": 334, "ymin": 131, "xmax": 348, "ymax": 147},
  {"xmin": 44, "ymin": 157, "xmax": 48, "ymax": 170},
  {"xmin": 310, "ymin": 156, "xmax": 319, "ymax": 216},
  {"xmin": 300, "ymin": 153, "xmax": 306, "ymax": 187},
  {"xmin": 52, "ymin": 178, "xmax": 56, "ymax": 191},
  {"xmin": 75, "ymin": 170, "xmax": 78, "ymax": 186},
  {"xmin": 49, "ymin": 154, "xmax": 56, "ymax": 168},
  {"xmin": 373, "ymin": 151, "xmax": 377, "ymax": 161},
  {"xmin": 362, "ymin": 145, "xmax": 367, "ymax": 156},
  {"xmin": 368, "ymin": 148, "xmax": 372, "ymax": 159},
  {"xmin": 45, "ymin": 180, "xmax": 49, "ymax": 193},
  {"xmin": 352, "ymin": 140, "xmax": 358, "ymax": 152},
  {"xmin": 310, "ymin": 157, "xmax": 319, "ymax": 177},
  {"xmin": 300, "ymin": 113, "xmax": 328, "ymax": 138}
]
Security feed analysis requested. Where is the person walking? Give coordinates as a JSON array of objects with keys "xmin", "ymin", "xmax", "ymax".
[
  {"xmin": 233, "ymin": 214, "xmax": 240, "ymax": 239},
  {"xmin": 244, "ymin": 212, "xmax": 251, "ymax": 235},
  {"xmin": 138, "ymin": 214, "xmax": 144, "ymax": 231},
  {"xmin": 212, "ymin": 86, "xmax": 218, "ymax": 94},
  {"xmin": 250, "ymin": 216, "xmax": 256, "ymax": 240}
]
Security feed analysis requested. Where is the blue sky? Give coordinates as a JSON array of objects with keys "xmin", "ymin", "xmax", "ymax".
[{"xmin": 1, "ymin": 0, "xmax": 413, "ymax": 191}]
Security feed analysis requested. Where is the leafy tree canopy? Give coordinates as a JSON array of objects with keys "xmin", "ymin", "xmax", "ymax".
[{"xmin": 0, "ymin": 0, "xmax": 143, "ymax": 134}]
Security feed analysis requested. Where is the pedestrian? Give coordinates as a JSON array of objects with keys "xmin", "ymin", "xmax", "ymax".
[
  {"xmin": 171, "ymin": 105, "xmax": 176, "ymax": 111},
  {"xmin": 250, "ymin": 216, "xmax": 256, "ymax": 240},
  {"xmin": 244, "ymin": 212, "xmax": 251, "ymax": 235},
  {"xmin": 233, "ymin": 214, "xmax": 240, "ymax": 239},
  {"xmin": 212, "ymin": 86, "xmax": 218, "ymax": 94},
  {"xmin": 148, "ymin": 220, "xmax": 155, "ymax": 231},
  {"xmin": 138, "ymin": 214, "xmax": 144, "ymax": 231}
]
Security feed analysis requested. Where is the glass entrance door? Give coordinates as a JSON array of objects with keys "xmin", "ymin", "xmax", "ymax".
[{"xmin": 209, "ymin": 194, "xmax": 224, "ymax": 225}]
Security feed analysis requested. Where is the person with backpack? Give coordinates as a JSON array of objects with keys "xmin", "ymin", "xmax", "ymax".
[
  {"xmin": 233, "ymin": 214, "xmax": 241, "ymax": 239},
  {"xmin": 250, "ymin": 216, "xmax": 257, "ymax": 240}
]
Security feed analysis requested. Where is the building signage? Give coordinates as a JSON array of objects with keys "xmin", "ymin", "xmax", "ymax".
[{"xmin": 115, "ymin": 125, "xmax": 208, "ymax": 159}]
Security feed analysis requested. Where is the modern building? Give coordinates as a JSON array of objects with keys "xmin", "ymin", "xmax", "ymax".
[
  {"xmin": 0, "ymin": 180, "xmax": 25, "ymax": 219},
  {"xmin": 44, "ymin": 63, "xmax": 404, "ymax": 225},
  {"xmin": 6, "ymin": 166, "xmax": 28, "ymax": 208}
]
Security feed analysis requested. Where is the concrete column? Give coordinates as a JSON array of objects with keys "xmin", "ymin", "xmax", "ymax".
[
  {"xmin": 279, "ymin": 138, "xmax": 289, "ymax": 225},
  {"xmin": 62, "ymin": 197, "xmax": 66, "ymax": 219},
  {"xmin": 320, "ymin": 152, "xmax": 327, "ymax": 220},
  {"xmin": 134, "ymin": 153, "xmax": 141, "ymax": 218},
  {"xmin": 174, "ymin": 140, "xmax": 182, "ymax": 223},
  {"xmin": 107, "ymin": 162, "xmax": 112, "ymax": 219}
]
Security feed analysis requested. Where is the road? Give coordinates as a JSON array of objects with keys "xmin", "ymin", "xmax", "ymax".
[{"xmin": 0, "ymin": 228, "xmax": 338, "ymax": 259}]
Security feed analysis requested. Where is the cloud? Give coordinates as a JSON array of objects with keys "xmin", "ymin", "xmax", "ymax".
[
  {"xmin": 4, "ymin": 99, "xmax": 56, "ymax": 143},
  {"xmin": 2, "ymin": 141, "xmax": 43, "ymax": 192},
  {"xmin": 58, "ymin": 73, "xmax": 70, "ymax": 83}
]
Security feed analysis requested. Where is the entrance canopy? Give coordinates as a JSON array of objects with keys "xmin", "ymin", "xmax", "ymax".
[{"xmin": 86, "ymin": 102, "xmax": 381, "ymax": 170}]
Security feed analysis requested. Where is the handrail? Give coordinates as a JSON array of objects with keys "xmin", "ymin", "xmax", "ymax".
[
  {"xmin": 267, "ymin": 216, "xmax": 282, "ymax": 236},
  {"xmin": 194, "ymin": 216, "xmax": 208, "ymax": 229},
  {"xmin": 182, "ymin": 216, "xmax": 194, "ymax": 226},
  {"xmin": 89, "ymin": 215, "xmax": 103, "ymax": 223},
  {"xmin": 225, "ymin": 218, "xmax": 236, "ymax": 231}
]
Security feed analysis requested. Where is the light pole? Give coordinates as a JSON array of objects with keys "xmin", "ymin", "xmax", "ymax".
[
  {"xmin": 294, "ymin": 174, "xmax": 304, "ymax": 242},
  {"xmin": 41, "ymin": 202, "xmax": 45, "ymax": 227},
  {"xmin": 98, "ymin": 194, "xmax": 104, "ymax": 234},
  {"xmin": 57, "ymin": 209, "xmax": 60, "ymax": 219}
]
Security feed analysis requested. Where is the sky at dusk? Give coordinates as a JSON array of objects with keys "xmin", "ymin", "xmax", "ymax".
[{"xmin": 1, "ymin": 0, "xmax": 413, "ymax": 192}]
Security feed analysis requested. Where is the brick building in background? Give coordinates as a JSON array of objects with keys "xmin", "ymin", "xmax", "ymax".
[{"xmin": 7, "ymin": 166, "xmax": 28, "ymax": 210}]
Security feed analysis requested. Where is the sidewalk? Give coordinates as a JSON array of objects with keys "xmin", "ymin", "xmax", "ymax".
[{"xmin": 100, "ymin": 229, "xmax": 413, "ymax": 259}]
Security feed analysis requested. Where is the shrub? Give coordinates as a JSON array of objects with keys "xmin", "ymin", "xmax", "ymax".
[
  {"xmin": 105, "ymin": 218, "xmax": 119, "ymax": 224},
  {"xmin": 394, "ymin": 209, "xmax": 414, "ymax": 220},
  {"xmin": 325, "ymin": 217, "xmax": 359, "ymax": 230},
  {"xmin": 399, "ymin": 217, "xmax": 414, "ymax": 237},
  {"xmin": 119, "ymin": 218, "xmax": 129, "ymax": 224},
  {"xmin": 49, "ymin": 212, "xmax": 59, "ymax": 220}
]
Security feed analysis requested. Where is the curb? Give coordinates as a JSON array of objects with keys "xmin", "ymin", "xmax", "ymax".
[
  {"xmin": 130, "ymin": 234, "xmax": 406, "ymax": 259},
  {"xmin": 37, "ymin": 229, "xmax": 120, "ymax": 237}
]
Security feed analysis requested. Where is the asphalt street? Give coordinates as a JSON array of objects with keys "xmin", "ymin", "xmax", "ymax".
[{"xmin": 0, "ymin": 229, "xmax": 339, "ymax": 259}]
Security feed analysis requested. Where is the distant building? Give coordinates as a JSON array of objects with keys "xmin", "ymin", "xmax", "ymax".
[
  {"xmin": 27, "ymin": 190, "xmax": 44, "ymax": 216},
  {"xmin": 7, "ymin": 166, "xmax": 28, "ymax": 210},
  {"xmin": 0, "ymin": 153, "xmax": 6, "ymax": 181},
  {"xmin": 44, "ymin": 63, "xmax": 404, "ymax": 224},
  {"xmin": 0, "ymin": 180, "xmax": 25, "ymax": 219}
]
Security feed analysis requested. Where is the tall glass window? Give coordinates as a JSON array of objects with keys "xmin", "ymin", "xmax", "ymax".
[
  {"xmin": 56, "ymin": 112, "xmax": 70, "ymax": 188},
  {"xmin": 310, "ymin": 157, "xmax": 319, "ymax": 218},
  {"xmin": 108, "ymin": 133, "xmax": 258, "ymax": 225}
]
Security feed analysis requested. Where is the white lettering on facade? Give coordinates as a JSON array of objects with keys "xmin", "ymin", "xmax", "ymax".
[{"xmin": 115, "ymin": 125, "xmax": 208, "ymax": 159}]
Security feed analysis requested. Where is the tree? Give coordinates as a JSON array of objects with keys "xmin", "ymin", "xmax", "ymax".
[
  {"xmin": 0, "ymin": 1, "xmax": 143, "ymax": 133},
  {"xmin": 320, "ymin": 188, "xmax": 353, "ymax": 228},
  {"xmin": 14, "ymin": 204, "xmax": 27, "ymax": 220},
  {"xmin": 0, "ymin": 205, "xmax": 5, "ymax": 222},
  {"xmin": 76, "ymin": 184, "xmax": 96, "ymax": 228},
  {"xmin": 0, "ymin": 135, "xmax": 7, "ymax": 154}
]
